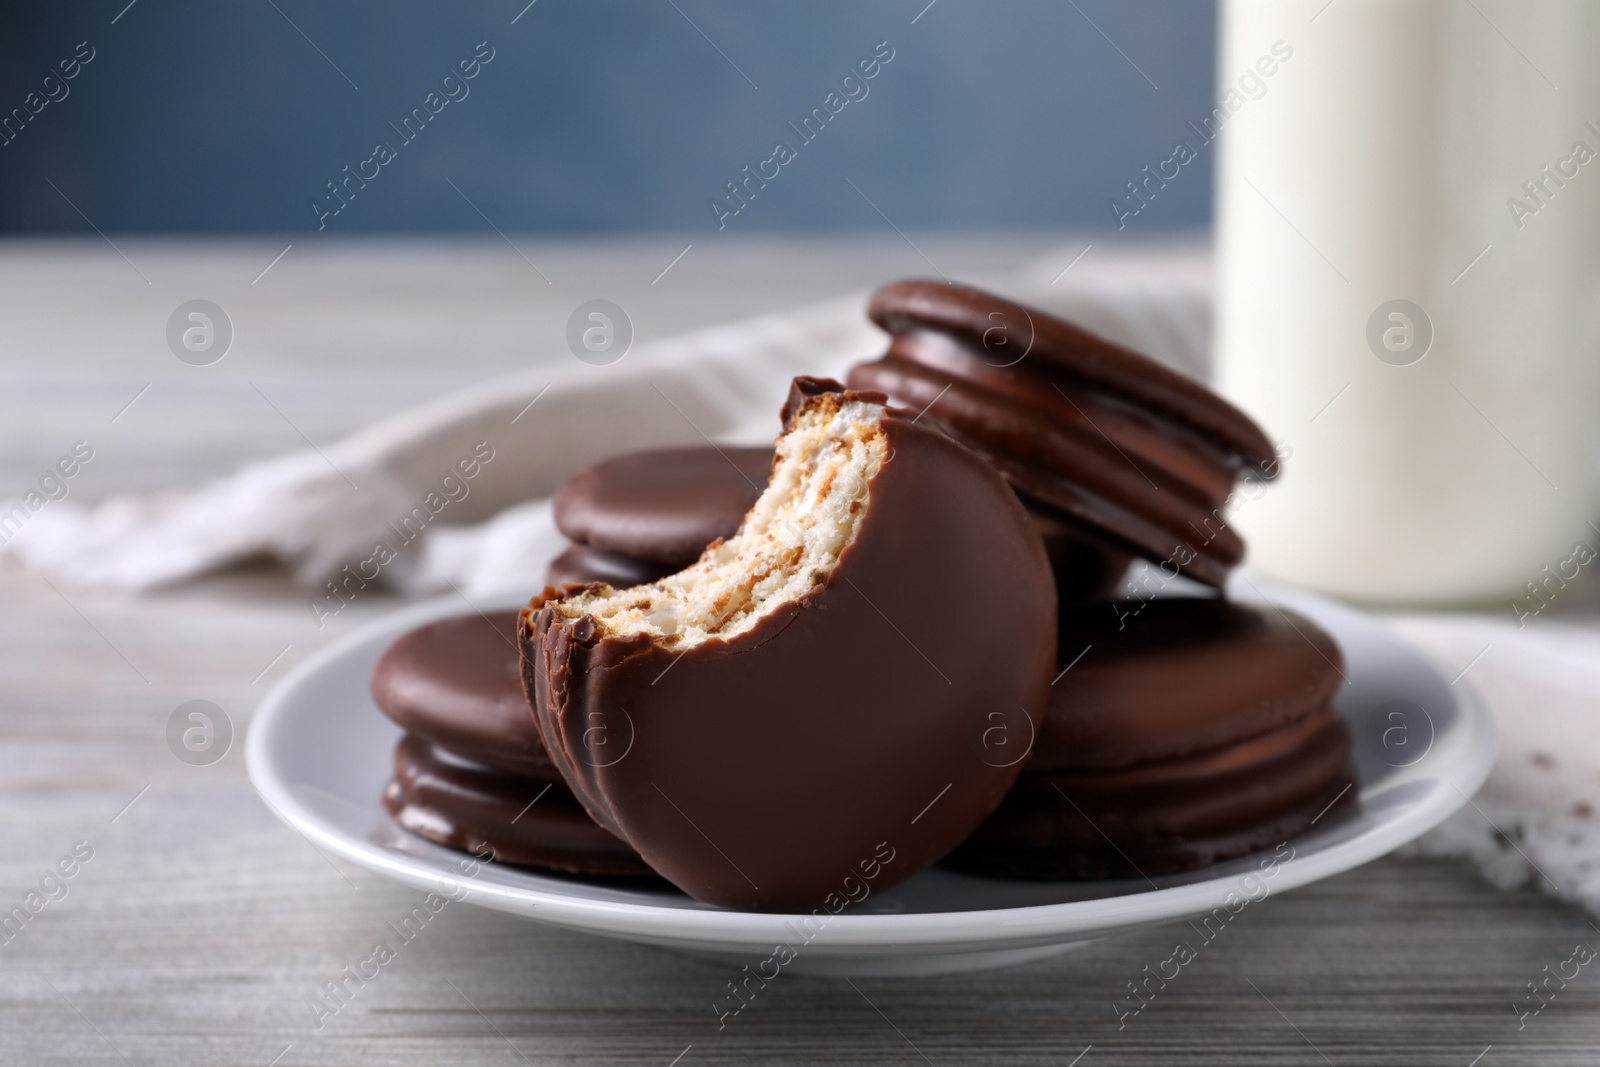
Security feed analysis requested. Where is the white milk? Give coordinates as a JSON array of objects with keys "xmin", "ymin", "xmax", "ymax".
[{"xmin": 1214, "ymin": 0, "xmax": 1600, "ymax": 605}]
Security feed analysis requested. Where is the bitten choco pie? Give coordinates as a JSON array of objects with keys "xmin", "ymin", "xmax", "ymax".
[{"xmin": 521, "ymin": 379, "xmax": 1057, "ymax": 911}]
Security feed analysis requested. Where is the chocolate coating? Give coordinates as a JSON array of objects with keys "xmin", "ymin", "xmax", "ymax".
[
  {"xmin": 371, "ymin": 613, "xmax": 653, "ymax": 876},
  {"xmin": 1039, "ymin": 598, "xmax": 1344, "ymax": 769},
  {"xmin": 851, "ymin": 351, "xmax": 1242, "ymax": 586},
  {"xmin": 546, "ymin": 543, "xmax": 674, "ymax": 589},
  {"xmin": 949, "ymin": 719, "xmax": 1354, "ymax": 879},
  {"xmin": 948, "ymin": 598, "xmax": 1355, "ymax": 879},
  {"xmin": 849, "ymin": 280, "xmax": 1280, "ymax": 587},
  {"xmin": 523, "ymin": 379, "xmax": 1057, "ymax": 912},
  {"xmin": 553, "ymin": 446, "xmax": 773, "ymax": 566},
  {"xmin": 1027, "ymin": 507, "xmax": 1131, "ymax": 607},
  {"xmin": 867, "ymin": 279, "xmax": 1276, "ymax": 475},
  {"xmin": 383, "ymin": 734, "xmax": 655, "ymax": 878},
  {"xmin": 372, "ymin": 612, "xmax": 558, "ymax": 779},
  {"xmin": 886, "ymin": 329, "xmax": 1240, "ymax": 501}
]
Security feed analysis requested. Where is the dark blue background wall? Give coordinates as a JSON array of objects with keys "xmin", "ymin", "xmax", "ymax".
[{"xmin": 0, "ymin": 1, "xmax": 1216, "ymax": 234}]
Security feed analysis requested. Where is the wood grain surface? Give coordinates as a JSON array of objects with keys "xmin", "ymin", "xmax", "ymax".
[{"xmin": 1, "ymin": 239, "xmax": 1596, "ymax": 1066}]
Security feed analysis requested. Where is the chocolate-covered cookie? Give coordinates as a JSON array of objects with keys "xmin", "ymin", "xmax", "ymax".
[
  {"xmin": 523, "ymin": 378, "xmax": 1057, "ymax": 911},
  {"xmin": 948, "ymin": 597, "xmax": 1354, "ymax": 879},
  {"xmin": 954, "ymin": 716, "xmax": 1354, "ymax": 879},
  {"xmin": 382, "ymin": 734, "xmax": 655, "ymax": 878},
  {"xmin": 1027, "ymin": 505, "xmax": 1132, "ymax": 607},
  {"xmin": 372, "ymin": 612, "xmax": 557, "ymax": 778},
  {"xmin": 371, "ymin": 612, "xmax": 651, "ymax": 877},
  {"xmin": 553, "ymin": 446, "xmax": 773, "ymax": 566},
  {"xmin": 1036, "ymin": 598, "xmax": 1344, "ymax": 770},
  {"xmin": 546, "ymin": 544, "xmax": 674, "ymax": 588},
  {"xmin": 848, "ymin": 280, "xmax": 1279, "ymax": 587}
]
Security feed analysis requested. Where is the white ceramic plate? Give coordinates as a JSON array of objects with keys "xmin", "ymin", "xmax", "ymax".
[{"xmin": 248, "ymin": 582, "xmax": 1494, "ymax": 977}]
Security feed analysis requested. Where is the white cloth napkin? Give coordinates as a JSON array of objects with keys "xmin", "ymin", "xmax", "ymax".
[
  {"xmin": 1390, "ymin": 616, "xmax": 1600, "ymax": 916},
  {"xmin": 9, "ymin": 239, "xmax": 1596, "ymax": 917}
]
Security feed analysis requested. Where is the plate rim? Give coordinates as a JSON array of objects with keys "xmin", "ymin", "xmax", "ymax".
[{"xmin": 246, "ymin": 584, "xmax": 1497, "ymax": 952}]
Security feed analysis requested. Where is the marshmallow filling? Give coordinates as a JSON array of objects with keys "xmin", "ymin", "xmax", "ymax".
[{"xmin": 550, "ymin": 395, "xmax": 890, "ymax": 649}]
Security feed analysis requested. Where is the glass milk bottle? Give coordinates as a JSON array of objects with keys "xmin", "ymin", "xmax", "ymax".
[{"xmin": 1214, "ymin": 0, "xmax": 1600, "ymax": 605}]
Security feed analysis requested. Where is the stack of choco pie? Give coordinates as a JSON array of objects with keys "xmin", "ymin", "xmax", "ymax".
[
  {"xmin": 372, "ymin": 278, "xmax": 1355, "ymax": 894},
  {"xmin": 847, "ymin": 280, "xmax": 1354, "ymax": 877}
]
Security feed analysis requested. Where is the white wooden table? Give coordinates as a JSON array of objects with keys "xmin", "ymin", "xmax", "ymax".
[{"xmin": 2, "ymin": 237, "xmax": 1598, "ymax": 1066}]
